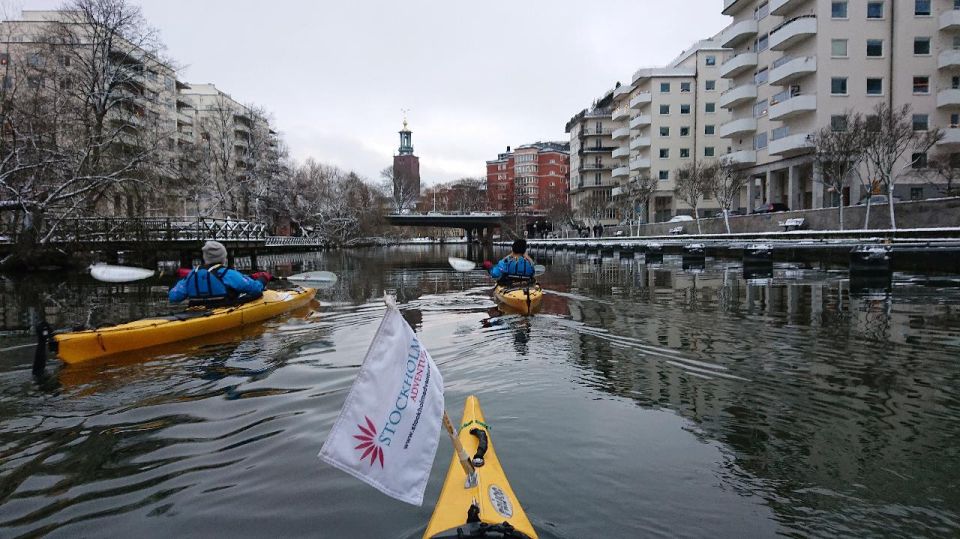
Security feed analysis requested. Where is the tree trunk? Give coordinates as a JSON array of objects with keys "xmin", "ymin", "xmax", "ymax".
[
  {"xmin": 693, "ymin": 206, "xmax": 702, "ymax": 234},
  {"xmin": 839, "ymin": 201, "xmax": 844, "ymax": 231},
  {"xmin": 723, "ymin": 209, "xmax": 731, "ymax": 234},
  {"xmin": 864, "ymin": 199, "xmax": 872, "ymax": 230},
  {"xmin": 887, "ymin": 187, "xmax": 897, "ymax": 230}
]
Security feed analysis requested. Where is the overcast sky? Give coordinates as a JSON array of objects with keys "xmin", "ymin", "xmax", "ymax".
[{"xmin": 21, "ymin": 0, "xmax": 728, "ymax": 185}]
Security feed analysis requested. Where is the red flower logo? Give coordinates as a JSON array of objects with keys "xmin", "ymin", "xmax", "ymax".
[{"xmin": 353, "ymin": 416, "xmax": 385, "ymax": 468}]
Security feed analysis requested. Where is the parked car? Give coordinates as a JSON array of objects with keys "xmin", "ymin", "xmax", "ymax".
[
  {"xmin": 857, "ymin": 195, "xmax": 901, "ymax": 206},
  {"xmin": 667, "ymin": 215, "xmax": 695, "ymax": 223},
  {"xmin": 712, "ymin": 209, "xmax": 746, "ymax": 218},
  {"xmin": 753, "ymin": 203, "xmax": 790, "ymax": 214}
]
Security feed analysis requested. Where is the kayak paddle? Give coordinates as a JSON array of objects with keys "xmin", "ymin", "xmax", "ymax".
[
  {"xmin": 89, "ymin": 264, "xmax": 156, "ymax": 283},
  {"xmin": 448, "ymin": 257, "xmax": 546, "ymax": 275},
  {"xmin": 285, "ymin": 271, "xmax": 338, "ymax": 287}
]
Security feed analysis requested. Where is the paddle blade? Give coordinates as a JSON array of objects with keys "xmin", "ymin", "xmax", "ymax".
[
  {"xmin": 287, "ymin": 271, "xmax": 338, "ymax": 287},
  {"xmin": 448, "ymin": 257, "xmax": 477, "ymax": 272},
  {"xmin": 89, "ymin": 264, "xmax": 156, "ymax": 283},
  {"xmin": 534, "ymin": 264, "xmax": 546, "ymax": 276}
]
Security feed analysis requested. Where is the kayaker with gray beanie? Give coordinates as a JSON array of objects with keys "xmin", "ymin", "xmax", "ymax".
[{"xmin": 169, "ymin": 240, "xmax": 272, "ymax": 306}]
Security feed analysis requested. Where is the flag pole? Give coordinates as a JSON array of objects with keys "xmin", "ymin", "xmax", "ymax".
[{"xmin": 442, "ymin": 410, "xmax": 476, "ymax": 484}]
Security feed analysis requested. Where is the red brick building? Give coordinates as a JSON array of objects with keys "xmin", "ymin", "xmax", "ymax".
[{"xmin": 485, "ymin": 142, "xmax": 569, "ymax": 213}]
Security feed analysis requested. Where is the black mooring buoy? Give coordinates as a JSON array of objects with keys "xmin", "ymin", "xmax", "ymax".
[{"xmin": 32, "ymin": 322, "xmax": 50, "ymax": 377}]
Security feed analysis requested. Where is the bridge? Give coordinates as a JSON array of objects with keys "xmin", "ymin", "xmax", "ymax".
[{"xmin": 386, "ymin": 212, "xmax": 550, "ymax": 243}]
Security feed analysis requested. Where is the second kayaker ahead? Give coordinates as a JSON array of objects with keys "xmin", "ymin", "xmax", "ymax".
[
  {"xmin": 483, "ymin": 239, "xmax": 537, "ymax": 286},
  {"xmin": 169, "ymin": 240, "xmax": 272, "ymax": 306}
]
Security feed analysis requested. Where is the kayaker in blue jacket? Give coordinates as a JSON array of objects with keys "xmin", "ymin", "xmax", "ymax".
[
  {"xmin": 483, "ymin": 239, "xmax": 536, "ymax": 286},
  {"xmin": 169, "ymin": 241, "xmax": 271, "ymax": 305}
]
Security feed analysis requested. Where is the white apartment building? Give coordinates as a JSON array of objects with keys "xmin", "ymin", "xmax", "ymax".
[
  {"xmin": 567, "ymin": 88, "xmax": 624, "ymax": 225},
  {"xmin": 720, "ymin": 0, "xmax": 960, "ymax": 210},
  {"xmin": 618, "ymin": 38, "xmax": 733, "ymax": 222}
]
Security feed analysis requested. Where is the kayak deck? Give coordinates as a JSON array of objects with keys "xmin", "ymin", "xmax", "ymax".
[
  {"xmin": 54, "ymin": 288, "xmax": 316, "ymax": 364},
  {"xmin": 493, "ymin": 284, "xmax": 543, "ymax": 316},
  {"xmin": 423, "ymin": 396, "xmax": 537, "ymax": 539}
]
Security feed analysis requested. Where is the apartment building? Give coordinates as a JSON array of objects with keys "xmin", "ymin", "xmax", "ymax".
[
  {"xmin": 720, "ymin": 0, "xmax": 960, "ymax": 210},
  {"xmin": 567, "ymin": 89, "xmax": 624, "ymax": 225},
  {"xmin": 485, "ymin": 142, "xmax": 570, "ymax": 213},
  {"xmin": 618, "ymin": 38, "xmax": 733, "ymax": 222}
]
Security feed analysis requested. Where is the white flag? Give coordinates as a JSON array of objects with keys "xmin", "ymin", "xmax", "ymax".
[{"xmin": 318, "ymin": 298, "xmax": 445, "ymax": 506}]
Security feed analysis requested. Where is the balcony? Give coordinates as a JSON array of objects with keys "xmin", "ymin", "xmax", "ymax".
[
  {"xmin": 769, "ymin": 55, "xmax": 817, "ymax": 85},
  {"xmin": 770, "ymin": 0, "xmax": 809, "ymax": 16},
  {"xmin": 939, "ymin": 49, "xmax": 960, "ymax": 70},
  {"xmin": 940, "ymin": 9, "xmax": 960, "ymax": 31},
  {"xmin": 629, "ymin": 115, "xmax": 651, "ymax": 129},
  {"xmin": 613, "ymin": 166, "xmax": 630, "ymax": 178},
  {"xmin": 580, "ymin": 163, "xmax": 612, "ymax": 172},
  {"xmin": 768, "ymin": 132, "xmax": 813, "ymax": 156},
  {"xmin": 613, "ymin": 83, "xmax": 634, "ymax": 100},
  {"xmin": 938, "ymin": 128, "xmax": 960, "ymax": 147},
  {"xmin": 719, "ymin": 117, "xmax": 758, "ymax": 138},
  {"xmin": 629, "ymin": 157, "xmax": 651, "ymax": 171},
  {"xmin": 612, "ymin": 106, "xmax": 631, "ymax": 121},
  {"xmin": 937, "ymin": 89, "xmax": 960, "ymax": 108},
  {"xmin": 719, "ymin": 84, "xmax": 757, "ymax": 109},
  {"xmin": 721, "ymin": 19, "xmax": 759, "ymax": 48},
  {"xmin": 629, "ymin": 136, "xmax": 651, "ymax": 150},
  {"xmin": 581, "ymin": 145, "xmax": 618, "ymax": 153},
  {"xmin": 723, "ymin": 0, "xmax": 752, "ymax": 16},
  {"xmin": 629, "ymin": 91, "xmax": 652, "ymax": 109},
  {"xmin": 612, "ymin": 146, "xmax": 630, "ymax": 158},
  {"xmin": 720, "ymin": 52, "xmax": 758, "ymax": 79},
  {"xmin": 770, "ymin": 94, "xmax": 816, "ymax": 120},
  {"xmin": 612, "ymin": 127, "xmax": 631, "ymax": 140},
  {"xmin": 722, "ymin": 150, "xmax": 757, "ymax": 165},
  {"xmin": 770, "ymin": 15, "xmax": 817, "ymax": 51}
]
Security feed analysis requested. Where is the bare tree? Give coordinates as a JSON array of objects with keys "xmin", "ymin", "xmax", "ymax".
[
  {"xmin": 711, "ymin": 157, "xmax": 747, "ymax": 234},
  {"xmin": 448, "ymin": 177, "xmax": 486, "ymax": 213},
  {"xmin": 618, "ymin": 175, "xmax": 656, "ymax": 236},
  {"xmin": 381, "ymin": 165, "xmax": 419, "ymax": 214},
  {"xmin": 861, "ymin": 103, "xmax": 943, "ymax": 229},
  {"xmin": 926, "ymin": 155, "xmax": 960, "ymax": 198},
  {"xmin": 809, "ymin": 111, "xmax": 867, "ymax": 231},
  {"xmin": 675, "ymin": 161, "xmax": 715, "ymax": 234},
  {"xmin": 578, "ymin": 190, "xmax": 609, "ymax": 229}
]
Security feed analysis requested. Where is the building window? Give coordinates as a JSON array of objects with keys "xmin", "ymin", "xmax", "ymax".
[
  {"xmin": 755, "ymin": 33, "xmax": 769, "ymax": 52},
  {"xmin": 912, "ymin": 152, "xmax": 928, "ymax": 169},
  {"xmin": 660, "ymin": 104, "xmax": 670, "ymax": 115},
  {"xmin": 832, "ymin": 1, "xmax": 848, "ymax": 18},
  {"xmin": 952, "ymin": 113, "xmax": 960, "ymax": 127},
  {"xmin": 953, "ymin": 76, "xmax": 960, "ymax": 89},
  {"xmin": 866, "ymin": 77, "xmax": 883, "ymax": 95},
  {"xmin": 755, "ymin": 68, "xmax": 768, "ymax": 85},
  {"xmin": 832, "ymin": 39, "xmax": 848, "ymax": 57},
  {"xmin": 867, "ymin": 1, "xmax": 884, "ymax": 18},
  {"xmin": 680, "ymin": 126, "xmax": 691, "ymax": 137},
  {"xmin": 659, "ymin": 170, "xmax": 669, "ymax": 180},
  {"xmin": 595, "ymin": 172, "xmax": 602, "ymax": 185},
  {"xmin": 831, "ymin": 115, "xmax": 849, "ymax": 132},
  {"xmin": 754, "ymin": 132, "xmax": 768, "ymax": 150},
  {"xmin": 914, "ymin": 37, "xmax": 931, "ymax": 55},
  {"xmin": 705, "ymin": 125, "xmax": 715, "ymax": 135},
  {"xmin": 660, "ymin": 126, "xmax": 670, "ymax": 137},
  {"xmin": 681, "ymin": 82, "xmax": 691, "ymax": 92},
  {"xmin": 705, "ymin": 80, "xmax": 716, "ymax": 91},
  {"xmin": 704, "ymin": 147, "xmax": 715, "ymax": 157},
  {"xmin": 831, "ymin": 77, "xmax": 848, "ymax": 95},
  {"xmin": 867, "ymin": 39, "xmax": 883, "ymax": 57},
  {"xmin": 660, "ymin": 82, "xmax": 671, "ymax": 93},
  {"xmin": 659, "ymin": 149, "xmax": 670, "ymax": 159},
  {"xmin": 680, "ymin": 148, "xmax": 690, "ymax": 158},
  {"xmin": 755, "ymin": 2, "xmax": 769, "ymax": 21},
  {"xmin": 754, "ymin": 99, "xmax": 769, "ymax": 118},
  {"xmin": 955, "ymin": 35, "xmax": 960, "ymax": 50},
  {"xmin": 680, "ymin": 104, "xmax": 691, "ymax": 114},
  {"xmin": 913, "ymin": 114, "xmax": 929, "ymax": 131},
  {"xmin": 915, "ymin": 0, "xmax": 931, "ymax": 16},
  {"xmin": 913, "ymin": 76, "xmax": 930, "ymax": 94},
  {"xmin": 705, "ymin": 56, "xmax": 716, "ymax": 66},
  {"xmin": 911, "ymin": 187, "xmax": 924, "ymax": 201},
  {"xmin": 705, "ymin": 102, "xmax": 716, "ymax": 113}
]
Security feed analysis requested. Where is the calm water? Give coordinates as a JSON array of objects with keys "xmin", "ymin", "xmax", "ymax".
[{"xmin": 1, "ymin": 246, "xmax": 959, "ymax": 538}]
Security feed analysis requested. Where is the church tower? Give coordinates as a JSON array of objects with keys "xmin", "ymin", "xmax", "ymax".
[{"xmin": 392, "ymin": 116, "xmax": 421, "ymax": 212}]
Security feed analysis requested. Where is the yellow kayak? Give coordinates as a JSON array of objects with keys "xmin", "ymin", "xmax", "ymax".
[
  {"xmin": 423, "ymin": 396, "xmax": 537, "ymax": 539},
  {"xmin": 492, "ymin": 284, "xmax": 543, "ymax": 316},
  {"xmin": 54, "ymin": 288, "xmax": 317, "ymax": 364}
]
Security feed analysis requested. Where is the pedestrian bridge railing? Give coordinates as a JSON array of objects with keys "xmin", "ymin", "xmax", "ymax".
[{"xmin": 3, "ymin": 216, "xmax": 268, "ymax": 245}]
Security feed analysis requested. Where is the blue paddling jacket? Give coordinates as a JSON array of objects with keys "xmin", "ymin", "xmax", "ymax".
[
  {"xmin": 490, "ymin": 255, "xmax": 536, "ymax": 282},
  {"xmin": 169, "ymin": 265, "xmax": 264, "ymax": 304}
]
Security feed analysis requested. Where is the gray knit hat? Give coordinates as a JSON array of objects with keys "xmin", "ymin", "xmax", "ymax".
[{"xmin": 202, "ymin": 240, "xmax": 228, "ymax": 265}]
